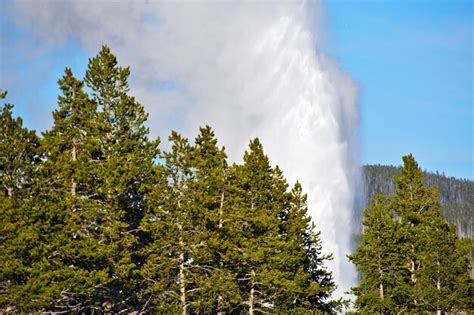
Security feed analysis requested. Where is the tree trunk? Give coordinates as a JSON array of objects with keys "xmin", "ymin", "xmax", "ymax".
[
  {"xmin": 218, "ymin": 188, "xmax": 225, "ymax": 229},
  {"xmin": 378, "ymin": 251, "xmax": 384, "ymax": 302},
  {"xmin": 249, "ymin": 269, "xmax": 255, "ymax": 315},
  {"xmin": 216, "ymin": 188, "xmax": 225, "ymax": 314},
  {"xmin": 71, "ymin": 140, "xmax": 77, "ymax": 212},
  {"xmin": 436, "ymin": 260, "xmax": 441, "ymax": 315},
  {"xmin": 217, "ymin": 295, "xmax": 223, "ymax": 315},
  {"xmin": 176, "ymin": 198, "xmax": 187, "ymax": 315},
  {"xmin": 71, "ymin": 141, "xmax": 77, "ymax": 196},
  {"xmin": 178, "ymin": 221, "xmax": 187, "ymax": 315}
]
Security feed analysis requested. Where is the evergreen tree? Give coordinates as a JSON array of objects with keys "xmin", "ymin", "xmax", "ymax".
[
  {"xmin": 140, "ymin": 131, "xmax": 203, "ymax": 314},
  {"xmin": 84, "ymin": 46, "xmax": 159, "ymax": 311},
  {"xmin": 280, "ymin": 181, "xmax": 338, "ymax": 312},
  {"xmin": 229, "ymin": 139, "xmax": 284, "ymax": 314},
  {"xmin": 415, "ymin": 216, "xmax": 472, "ymax": 313},
  {"xmin": 230, "ymin": 140, "xmax": 340, "ymax": 313},
  {"xmin": 392, "ymin": 155, "xmax": 471, "ymax": 313},
  {"xmin": 19, "ymin": 68, "xmax": 111, "ymax": 311},
  {"xmin": 0, "ymin": 97, "xmax": 40, "ymax": 199},
  {"xmin": 348, "ymin": 196, "xmax": 408, "ymax": 313},
  {"xmin": 350, "ymin": 154, "xmax": 472, "ymax": 313},
  {"xmin": 188, "ymin": 126, "xmax": 240, "ymax": 313},
  {"xmin": 0, "ymin": 95, "xmax": 40, "ymax": 311}
]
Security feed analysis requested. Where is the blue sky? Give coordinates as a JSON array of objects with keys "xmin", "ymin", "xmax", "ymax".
[
  {"xmin": 325, "ymin": 0, "xmax": 472, "ymax": 179},
  {"xmin": 1, "ymin": 0, "xmax": 472, "ymax": 179}
]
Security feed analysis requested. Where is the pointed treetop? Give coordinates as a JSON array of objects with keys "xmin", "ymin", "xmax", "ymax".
[
  {"xmin": 50, "ymin": 68, "xmax": 96, "ymax": 134},
  {"xmin": 395, "ymin": 153, "xmax": 423, "ymax": 183},
  {"xmin": 244, "ymin": 138, "xmax": 268, "ymax": 164},
  {"xmin": 85, "ymin": 45, "xmax": 130, "ymax": 101},
  {"xmin": 196, "ymin": 125, "xmax": 218, "ymax": 146}
]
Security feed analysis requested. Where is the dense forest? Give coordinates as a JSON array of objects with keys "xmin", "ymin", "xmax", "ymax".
[{"xmin": 1, "ymin": 46, "xmax": 471, "ymax": 313}]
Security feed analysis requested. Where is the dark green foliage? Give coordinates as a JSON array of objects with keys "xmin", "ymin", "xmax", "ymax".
[
  {"xmin": 1, "ymin": 47, "xmax": 160, "ymax": 312},
  {"xmin": 350, "ymin": 155, "xmax": 472, "ymax": 314},
  {"xmin": 228, "ymin": 139, "xmax": 338, "ymax": 314},
  {"xmin": 362, "ymin": 164, "xmax": 474, "ymax": 275},
  {"xmin": 0, "ymin": 95, "xmax": 40, "ymax": 311},
  {"xmin": 139, "ymin": 133, "xmax": 338, "ymax": 313},
  {"xmin": 18, "ymin": 45, "xmax": 470, "ymax": 313},
  {"xmin": 0, "ymin": 99, "xmax": 40, "ymax": 199},
  {"xmin": 82, "ymin": 46, "xmax": 160, "ymax": 311},
  {"xmin": 349, "ymin": 196, "xmax": 409, "ymax": 313},
  {"xmin": 279, "ymin": 182, "xmax": 338, "ymax": 312}
]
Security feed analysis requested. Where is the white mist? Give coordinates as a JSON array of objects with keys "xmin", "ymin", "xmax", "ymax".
[{"xmin": 14, "ymin": 0, "xmax": 359, "ymax": 299}]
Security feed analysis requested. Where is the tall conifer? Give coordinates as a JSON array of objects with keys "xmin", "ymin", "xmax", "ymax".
[
  {"xmin": 350, "ymin": 154, "xmax": 472, "ymax": 313},
  {"xmin": 84, "ymin": 46, "xmax": 159, "ymax": 310},
  {"xmin": 0, "ymin": 96, "xmax": 40, "ymax": 311},
  {"xmin": 392, "ymin": 155, "xmax": 471, "ymax": 313},
  {"xmin": 140, "ymin": 132, "xmax": 202, "ymax": 313},
  {"xmin": 348, "ymin": 196, "xmax": 408, "ymax": 313},
  {"xmin": 280, "ymin": 181, "xmax": 339, "ymax": 312},
  {"xmin": 189, "ymin": 126, "xmax": 240, "ymax": 313}
]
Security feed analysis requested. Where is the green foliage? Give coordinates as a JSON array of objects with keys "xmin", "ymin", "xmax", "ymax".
[
  {"xmin": 350, "ymin": 155, "xmax": 472, "ymax": 314},
  {"xmin": 3, "ymin": 45, "xmax": 471, "ymax": 314},
  {"xmin": 349, "ymin": 196, "xmax": 409, "ymax": 313},
  {"xmin": 3, "ymin": 45, "xmax": 472, "ymax": 314},
  {"xmin": 0, "ymin": 95, "xmax": 40, "ymax": 311},
  {"xmin": 0, "ymin": 44, "xmax": 339, "ymax": 313}
]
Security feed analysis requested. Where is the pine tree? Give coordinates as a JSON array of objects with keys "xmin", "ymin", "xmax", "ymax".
[
  {"xmin": 392, "ymin": 155, "xmax": 471, "ymax": 313},
  {"xmin": 140, "ymin": 131, "xmax": 204, "ymax": 313},
  {"xmin": 415, "ymin": 216, "xmax": 472, "ymax": 313},
  {"xmin": 0, "ymin": 94, "xmax": 40, "ymax": 311},
  {"xmin": 20, "ymin": 68, "xmax": 112, "ymax": 311},
  {"xmin": 231, "ymin": 139, "xmax": 293, "ymax": 314},
  {"xmin": 84, "ymin": 46, "xmax": 159, "ymax": 311},
  {"xmin": 188, "ymin": 126, "xmax": 240, "ymax": 313},
  {"xmin": 350, "ymin": 154, "xmax": 472, "ymax": 313},
  {"xmin": 279, "ymin": 181, "xmax": 338, "ymax": 312},
  {"xmin": 0, "ymin": 97, "xmax": 40, "ymax": 199},
  {"xmin": 348, "ymin": 195, "xmax": 408, "ymax": 314}
]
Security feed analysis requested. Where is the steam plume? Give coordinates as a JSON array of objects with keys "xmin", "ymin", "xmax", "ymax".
[{"xmin": 11, "ymin": 0, "xmax": 359, "ymax": 297}]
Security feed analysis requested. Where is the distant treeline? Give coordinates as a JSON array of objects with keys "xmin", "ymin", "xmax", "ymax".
[{"xmin": 362, "ymin": 165, "xmax": 473, "ymax": 239}]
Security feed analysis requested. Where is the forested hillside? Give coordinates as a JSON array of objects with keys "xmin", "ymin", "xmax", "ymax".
[{"xmin": 362, "ymin": 165, "xmax": 473, "ymax": 239}]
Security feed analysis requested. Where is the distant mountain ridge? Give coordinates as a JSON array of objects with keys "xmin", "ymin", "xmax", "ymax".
[{"xmin": 361, "ymin": 165, "xmax": 473, "ymax": 239}]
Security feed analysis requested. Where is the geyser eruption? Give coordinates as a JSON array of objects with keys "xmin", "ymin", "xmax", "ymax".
[{"xmin": 13, "ymin": 0, "xmax": 359, "ymax": 297}]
